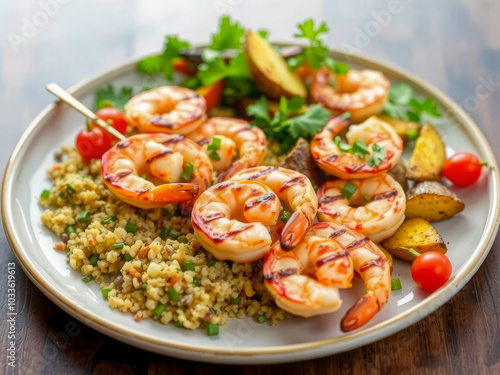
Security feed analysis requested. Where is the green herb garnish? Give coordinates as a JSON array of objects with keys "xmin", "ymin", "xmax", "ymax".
[
  {"xmin": 280, "ymin": 211, "xmax": 292, "ymax": 223},
  {"xmin": 206, "ymin": 323, "xmax": 219, "ymax": 336},
  {"xmin": 76, "ymin": 210, "xmax": 90, "ymax": 224},
  {"xmin": 102, "ymin": 215, "xmax": 117, "ymax": 224},
  {"xmin": 247, "ymin": 96, "xmax": 330, "ymax": 154},
  {"xmin": 181, "ymin": 162, "xmax": 194, "ymax": 180},
  {"xmin": 183, "ymin": 261, "xmax": 195, "ymax": 271},
  {"xmin": 154, "ymin": 304, "xmax": 166, "ymax": 317},
  {"xmin": 81, "ymin": 275, "xmax": 94, "ymax": 283},
  {"xmin": 123, "ymin": 254, "xmax": 133, "ymax": 261},
  {"xmin": 125, "ymin": 222, "xmax": 138, "ymax": 234},
  {"xmin": 113, "ymin": 243, "xmax": 124, "ymax": 250},
  {"xmin": 101, "ymin": 288, "xmax": 112, "ymax": 298},
  {"xmin": 341, "ymin": 182, "xmax": 358, "ymax": 199},
  {"xmin": 159, "ymin": 227, "xmax": 171, "ymax": 240},
  {"xmin": 40, "ymin": 189, "xmax": 50, "ymax": 200},
  {"xmin": 168, "ymin": 287, "xmax": 180, "ymax": 301},
  {"xmin": 95, "ymin": 85, "xmax": 134, "ymax": 110},
  {"xmin": 391, "ymin": 278, "xmax": 402, "ymax": 291},
  {"xmin": 89, "ymin": 254, "xmax": 99, "ymax": 266}
]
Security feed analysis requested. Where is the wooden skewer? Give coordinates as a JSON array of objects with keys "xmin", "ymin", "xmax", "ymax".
[{"xmin": 46, "ymin": 83, "xmax": 127, "ymax": 141}]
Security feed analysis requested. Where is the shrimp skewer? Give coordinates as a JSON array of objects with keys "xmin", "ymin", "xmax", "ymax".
[
  {"xmin": 101, "ymin": 134, "xmax": 212, "ymax": 210},
  {"xmin": 186, "ymin": 117, "xmax": 267, "ymax": 181},
  {"xmin": 310, "ymin": 68, "xmax": 390, "ymax": 123},
  {"xmin": 317, "ymin": 174, "xmax": 406, "ymax": 242},
  {"xmin": 311, "ymin": 116, "xmax": 403, "ymax": 179},
  {"xmin": 192, "ymin": 181, "xmax": 282, "ymax": 262},
  {"xmin": 230, "ymin": 166, "xmax": 318, "ymax": 250},
  {"xmin": 124, "ymin": 86, "xmax": 207, "ymax": 134}
]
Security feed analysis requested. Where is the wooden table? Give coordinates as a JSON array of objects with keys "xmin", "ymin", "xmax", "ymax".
[{"xmin": 1, "ymin": 1, "xmax": 499, "ymax": 373}]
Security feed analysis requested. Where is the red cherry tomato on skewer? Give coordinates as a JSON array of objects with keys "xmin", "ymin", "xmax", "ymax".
[
  {"xmin": 442, "ymin": 152, "xmax": 484, "ymax": 187},
  {"xmin": 75, "ymin": 108, "xmax": 127, "ymax": 162}
]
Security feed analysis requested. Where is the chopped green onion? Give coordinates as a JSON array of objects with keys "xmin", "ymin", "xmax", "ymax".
[
  {"xmin": 125, "ymin": 222, "xmax": 138, "ymax": 234},
  {"xmin": 113, "ymin": 243, "xmax": 124, "ymax": 250},
  {"xmin": 180, "ymin": 162, "xmax": 194, "ymax": 180},
  {"xmin": 206, "ymin": 323, "xmax": 219, "ymax": 336},
  {"xmin": 169, "ymin": 229, "xmax": 180, "ymax": 240},
  {"xmin": 174, "ymin": 321, "xmax": 183, "ymax": 328},
  {"xmin": 184, "ymin": 261, "xmax": 195, "ymax": 271},
  {"xmin": 176, "ymin": 267, "xmax": 182, "ymax": 273},
  {"xmin": 59, "ymin": 192, "xmax": 66, "ymax": 199},
  {"xmin": 313, "ymin": 185, "xmax": 318, "ymax": 191},
  {"xmin": 81, "ymin": 175, "xmax": 89, "ymax": 179},
  {"xmin": 207, "ymin": 137, "xmax": 221, "ymax": 151},
  {"xmin": 141, "ymin": 283, "xmax": 147, "ymax": 291},
  {"xmin": 201, "ymin": 321, "xmax": 208, "ymax": 328},
  {"xmin": 365, "ymin": 195, "xmax": 371, "ymax": 202},
  {"xmin": 255, "ymin": 315, "xmax": 267, "ymax": 324},
  {"xmin": 40, "ymin": 189, "xmax": 50, "ymax": 199},
  {"xmin": 480, "ymin": 161, "xmax": 489, "ymax": 167},
  {"xmin": 159, "ymin": 227, "xmax": 170, "ymax": 240},
  {"xmin": 89, "ymin": 254, "xmax": 99, "ymax": 266},
  {"xmin": 391, "ymin": 278, "xmax": 402, "ymax": 291},
  {"xmin": 168, "ymin": 287, "xmax": 180, "ymax": 301},
  {"xmin": 208, "ymin": 150, "xmax": 221, "ymax": 161},
  {"xmin": 77, "ymin": 210, "xmax": 90, "ymax": 223},
  {"xmin": 341, "ymin": 182, "xmax": 358, "ymax": 199},
  {"xmin": 123, "ymin": 254, "xmax": 133, "ymax": 261},
  {"xmin": 154, "ymin": 304, "xmax": 166, "ymax": 317},
  {"xmin": 140, "ymin": 173, "xmax": 147, "ymax": 179},
  {"xmin": 82, "ymin": 275, "xmax": 94, "ymax": 282},
  {"xmin": 101, "ymin": 288, "xmax": 112, "ymax": 298},
  {"xmin": 65, "ymin": 184, "xmax": 76, "ymax": 195},
  {"xmin": 400, "ymin": 246, "xmax": 421, "ymax": 259},
  {"xmin": 230, "ymin": 297, "xmax": 239, "ymax": 305},
  {"xmin": 208, "ymin": 259, "xmax": 218, "ymax": 267},
  {"xmin": 341, "ymin": 111, "xmax": 351, "ymax": 120},
  {"xmin": 162, "ymin": 208, "xmax": 175, "ymax": 218},
  {"xmin": 102, "ymin": 215, "xmax": 117, "ymax": 224},
  {"xmin": 177, "ymin": 235, "xmax": 188, "ymax": 244},
  {"xmin": 193, "ymin": 275, "xmax": 200, "ymax": 287},
  {"xmin": 65, "ymin": 225, "xmax": 75, "ymax": 235},
  {"xmin": 280, "ymin": 210, "xmax": 291, "ymax": 223},
  {"xmin": 406, "ymin": 129, "xmax": 419, "ymax": 141}
]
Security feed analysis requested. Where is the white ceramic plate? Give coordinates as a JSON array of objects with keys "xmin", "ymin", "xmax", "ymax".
[{"xmin": 3, "ymin": 50, "xmax": 499, "ymax": 364}]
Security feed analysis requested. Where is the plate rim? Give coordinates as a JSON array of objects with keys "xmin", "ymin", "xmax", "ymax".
[{"xmin": 2, "ymin": 47, "xmax": 500, "ymax": 361}]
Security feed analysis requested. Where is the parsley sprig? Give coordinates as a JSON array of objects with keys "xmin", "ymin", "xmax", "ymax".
[
  {"xmin": 95, "ymin": 85, "xmax": 134, "ymax": 110},
  {"xmin": 137, "ymin": 36, "xmax": 191, "ymax": 81},
  {"xmin": 383, "ymin": 83, "xmax": 441, "ymax": 123},
  {"xmin": 247, "ymin": 96, "xmax": 330, "ymax": 154},
  {"xmin": 290, "ymin": 19, "xmax": 349, "ymax": 75},
  {"xmin": 333, "ymin": 136, "xmax": 386, "ymax": 167}
]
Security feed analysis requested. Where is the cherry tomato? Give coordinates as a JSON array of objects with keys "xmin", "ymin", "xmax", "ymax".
[
  {"xmin": 90, "ymin": 108, "xmax": 128, "ymax": 142},
  {"xmin": 442, "ymin": 152, "xmax": 483, "ymax": 187},
  {"xmin": 75, "ymin": 126, "xmax": 111, "ymax": 163},
  {"xmin": 411, "ymin": 251, "xmax": 452, "ymax": 292}
]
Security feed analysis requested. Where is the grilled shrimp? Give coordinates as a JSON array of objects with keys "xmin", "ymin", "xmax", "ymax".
[
  {"xmin": 101, "ymin": 134, "xmax": 212, "ymax": 211},
  {"xmin": 230, "ymin": 166, "xmax": 318, "ymax": 250},
  {"xmin": 310, "ymin": 116, "xmax": 403, "ymax": 179},
  {"xmin": 124, "ymin": 86, "xmax": 207, "ymax": 134},
  {"xmin": 317, "ymin": 174, "xmax": 406, "ymax": 242},
  {"xmin": 310, "ymin": 68, "xmax": 390, "ymax": 123},
  {"xmin": 186, "ymin": 117, "xmax": 267, "ymax": 181},
  {"xmin": 191, "ymin": 181, "xmax": 282, "ymax": 262},
  {"xmin": 263, "ymin": 223, "xmax": 354, "ymax": 318}
]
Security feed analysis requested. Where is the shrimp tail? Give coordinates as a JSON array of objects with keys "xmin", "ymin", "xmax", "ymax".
[
  {"xmin": 340, "ymin": 290, "xmax": 385, "ymax": 332},
  {"xmin": 152, "ymin": 183, "xmax": 199, "ymax": 204},
  {"xmin": 217, "ymin": 160, "xmax": 245, "ymax": 182},
  {"xmin": 280, "ymin": 211, "xmax": 309, "ymax": 251}
]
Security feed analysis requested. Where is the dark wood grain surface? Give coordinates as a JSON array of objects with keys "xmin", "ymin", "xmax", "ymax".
[{"xmin": 1, "ymin": 1, "xmax": 499, "ymax": 374}]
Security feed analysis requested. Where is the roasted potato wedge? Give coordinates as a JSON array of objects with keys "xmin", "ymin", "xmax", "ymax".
[
  {"xmin": 377, "ymin": 244, "xmax": 394, "ymax": 274},
  {"xmin": 280, "ymin": 138, "xmax": 325, "ymax": 188},
  {"xmin": 379, "ymin": 115, "xmax": 420, "ymax": 144},
  {"xmin": 406, "ymin": 181, "xmax": 465, "ymax": 222},
  {"xmin": 382, "ymin": 218, "xmax": 447, "ymax": 262},
  {"xmin": 244, "ymin": 30, "xmax": 307, "ymax": 99},
  {"xmin": 406, "ymin": 123, "xmax": 446, "ymax": 181},
  {"xmin": 388, "ymin": 158, "xmax": 409, "ymax": 192}
]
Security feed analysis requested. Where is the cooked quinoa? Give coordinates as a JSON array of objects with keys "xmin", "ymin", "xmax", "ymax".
[{"xmin": 40, "ymin": 146, "xmax": 293, "ymax": 330}]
